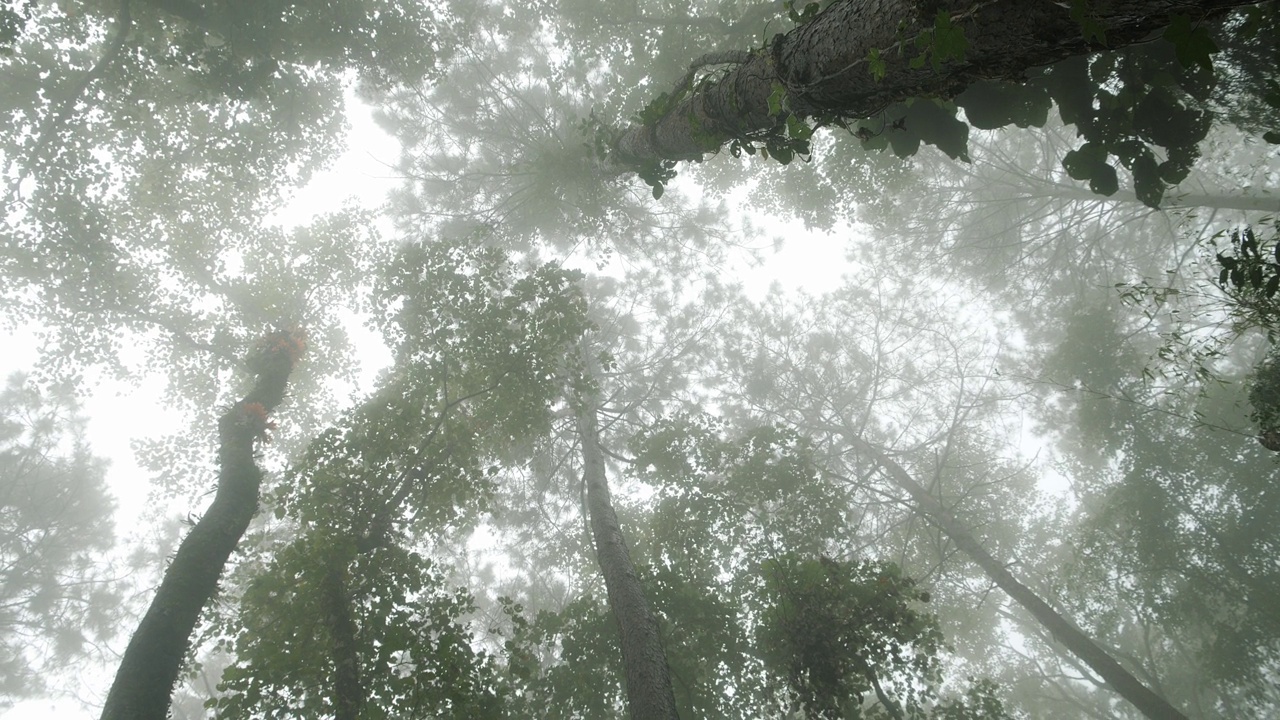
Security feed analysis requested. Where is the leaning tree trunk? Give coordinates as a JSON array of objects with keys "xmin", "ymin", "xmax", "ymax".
[
  {"xmin": 846, "ymin": 435, "xmax": 1189, "ymax": 720},
  {"xmin": 613, "ymin": 0, "xmax": 1261, "ymax": 167},
  {"xmin": 100, "ymin": 330, "xmax": 305, "ymax": 720},
  {"xmin": 577, "ymin": 399, "xmax": 680, "ymax": 720}
]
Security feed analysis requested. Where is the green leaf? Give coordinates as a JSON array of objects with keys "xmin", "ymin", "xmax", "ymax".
[
  {"xmin": 930, "ymin": 11, "xmax": 969, "ymax": 69},
  {"xmin": 1264, "ymin": 130, "xmax": 1280, "ymax": 144},
  {"xmin": 1062, "ymin": 142, "xmax": 1107, "ymax": 181},
  {"xmin": 786, "ymin": 115, "xmax": 813, "ymax": 141},
  {"xmin": 907, "ymin": 99, "xmax": 970, "ymax": 161},
  {"xmin": 1134, "ymin": 88, "xmax": 1209, "ymax": 149},
  {"xmin": 955, "ymin": 80, "xmax": 1051, "ymax": 129},
  {"xmin": 1069, "ymin": 0, "xmax": 1107, "ymax": 44},
  {"xmin": 1043, "ymin": 56, "xmax": 1092, "ymax": 126},
  {"xmin": 1163, "ymin": 14, "xmax": 1219, "ymax": 71},
  {"xmin": 767, "ymin": 83, "xmax": 787, "ymax": 117},
  {"xmin": 867, "ymin": 48, "xmax": 886, "ymax": 81},
  {"xmin": 652, "ymin": 183, "xmax": 663, "ymax": 200},
  {"xmin": 1089, "ymin": 161, "xmax": 1119, "ymax": 196},
  {"xmin": 1131, "ymin": 152, "xmax": 1164, "ymax": 207}
]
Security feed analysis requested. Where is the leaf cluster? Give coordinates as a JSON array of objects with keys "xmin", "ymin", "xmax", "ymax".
[
  {"xmin": 757, "ymin": 555, "xmax": 943, "ymax": 719},
  {"xmin": 212, "ymin": 542, "xmax": 502, "ymax": 719},
  {"xmin": 1216, "ymin": 226, "xmax": 1280, "ymax": 316}
]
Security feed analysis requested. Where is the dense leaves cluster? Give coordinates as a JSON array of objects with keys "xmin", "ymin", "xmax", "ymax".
[{"xmin": 758, "ymin": 556, "xmax": 943, "ymax": 720}]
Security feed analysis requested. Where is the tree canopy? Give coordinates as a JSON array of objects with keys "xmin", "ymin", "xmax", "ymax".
[{"xmin": 3, "ymin": 1, "xmax": 1280, "ymax": 719}]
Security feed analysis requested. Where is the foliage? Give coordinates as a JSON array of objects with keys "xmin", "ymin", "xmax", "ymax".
[
  {"xmin": 1034, "ymin": 300, "xmax": 1280, "ymax": 707},
  {"xmin": 0, "ymin": 0, "xmax": 446, "ymax": 398},
  {"xmin": 854, "ymin": 99, "xmax": 970, "ymax": 161},
  {"xmin": 1248, "ymin": 347, "xmax": 1280, "ymax": 448},
  {"xmin": 759, "ymin": 556, "xmax": 939, "ymax": 718},
  {"xmin": 212, "ymin": 541, "xmax": 503, "ymax": 719},
  {"xmin": 496, "ymin": 595, "xmax": 627, "ymax": 718},
  {"xmin": 205, "ymin": 238, "xmax": 595, "ymax": 717},
  {"xmin": 12, "ymin": 1, "xmax": 1280, "ymax": 717},
  {"xmin": 909, "ymin": 11, "xmax": 970, "ymax": 73},
  {"xmin": 1214, "ymin": 225, "xmax": 1280, "ymax": 336},
  {"xmin": 0, "ymin": 373, "xmax": 119, "ymax": 704},
  {"xmin": 757, "ymin": 555, "xmax": 998, "ymax": 720}
]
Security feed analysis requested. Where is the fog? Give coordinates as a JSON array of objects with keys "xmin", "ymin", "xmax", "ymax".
[{"xmin": 2, "ymin": 1, "xmax": 1279, "ymax": 719}]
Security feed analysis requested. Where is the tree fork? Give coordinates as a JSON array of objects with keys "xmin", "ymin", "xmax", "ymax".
[
  {"xmin": 100, "ymin": 329, "xmax": 305, "ymax": 720},
  {"xmin": 613, "ymin": 0, "xmax": 1265, "ymax": 168},
  {"xmin": 846, "ymin": 435, "xmax": 1189, "ymax": 720}
]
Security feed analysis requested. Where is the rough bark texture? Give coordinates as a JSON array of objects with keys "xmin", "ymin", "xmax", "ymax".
[
  {"xmin": 578, "ymin": 404, "xmax": 680, "ymax": 720},
  {"xmin": 100, "ymin": 331, "xmax": 304, "ymax": 720},
  {"xmin": 846, "ymin": 435, "xmax": 1189, "ymax": 720},
  {"xmin": 614, "ymin": 0, "xmax": 1263, "ymax": 166}
]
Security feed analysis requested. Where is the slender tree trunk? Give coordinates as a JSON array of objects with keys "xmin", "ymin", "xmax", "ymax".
[
  {"xmin": 321, "ymin": 558, "xmax": 364, "ymax": 720},
  {"xmin": 577, "ymin": 401, "xmax": 680, "ymax": 720},
  {"xmin": 614, "ymin": 0, "xmax": 1261, "ymax": 167},
  {"xmin": 845, "ymin": 435, "xmax": 1189, "ymax": 720},
  {"xmin": 100, "ymin": 331, "xmax": 304, "ymax": 720}
]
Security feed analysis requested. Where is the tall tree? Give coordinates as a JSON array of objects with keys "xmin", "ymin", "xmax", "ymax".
[
  {"xmin": 208, "ymin": 239, "xmax": 595, "ymax": 718},
  {"xmin": 575, "ymin": 373, "xmax": 680, "ymax": 720},
  {"xmin": 100, "ymin": 329, "xmax": 304, "ymax": 720},
  {"xmin": 700, "ymin": 273, "xmax": 1199, "ymax": 718}
]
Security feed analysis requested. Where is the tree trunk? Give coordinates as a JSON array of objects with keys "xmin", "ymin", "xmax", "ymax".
[
  {"xmin": 321, "ymin": 559, "xmax": 365, "ymax": 720},
  {"xmin": 100, "ymin": 331, "xmax": 304, "ymax": 720},
  {"xmin": 577, "ymin": 402, "xmax": 680, "ymax": 720},
  {"xmin": 845, "ymin": 435, "xmax": 1189, "ymax": 720},
  {"xmin": 613, "ymin": 0, "xmax": 1261, "ymax": 167}
]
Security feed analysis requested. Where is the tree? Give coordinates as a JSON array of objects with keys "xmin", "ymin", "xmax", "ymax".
[
  {"xmin": 609, "ymin": 0, "xmax": 1263, "ymax": 200},
  {"xmin": 101, "ymin": 329, "xmax": 303, "ymax": 720},
  {"xmin": 206, "ymin": 239, "xmax": 596, "ymax": 718},
  {"xmin": 11, "ymin": 0, "xmax": 1280, "ymax": 716},
  {"xmin": 0, "ymin": 373, "xmax": 118, "ymax": 705},
  {"xmin": 1031, "ymin": 301, "xmax": 1280, "ymax": 712},
  {"xmin": 575, "ymin": 363, "xmax": 681, "ymax": 720},
  {"xmin": 695, "ymin": 270, "xmax": 1206, "ymax": 718}
]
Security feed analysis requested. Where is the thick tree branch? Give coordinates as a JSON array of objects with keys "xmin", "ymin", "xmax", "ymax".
[
  {"xmin": 612, "ymin": 0, "xmax": 1264, "ymax": 167},
  {"xmin": 321, "ymin": 560, "xmax": 364, "ymax": 720}
]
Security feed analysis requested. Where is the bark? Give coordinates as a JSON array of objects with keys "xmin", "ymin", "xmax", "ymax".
[
  {"xmin": 321, "ymin": 560, "xmax": 364, "ymax": 720},
  {"xmin": 100, "ymin": 330, "xmax": 303, "ymax": 720},
  {"xmin": 845, "ymin": 435, "xmax": 1189, "ymax": 720},
  {"xmin": 613, "ymin": 0, "xmax": 1263, "ymax": 166},
  {"xmin": 577, "ymin": 402, "xmax": 680, "ymax": 720}
]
